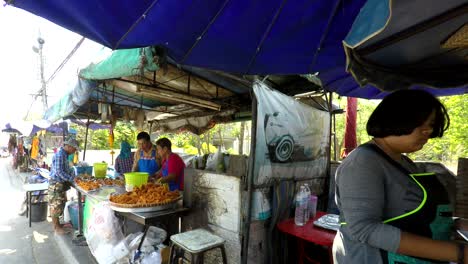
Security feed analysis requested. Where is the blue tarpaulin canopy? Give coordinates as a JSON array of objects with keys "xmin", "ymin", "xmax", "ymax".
[
  {"xmin": 8, "ymin": 0, "xmax": 467, "ymax": 99},
  {"xmin": 342, "ymin": 0, "xmax": 468, "ymax": 97}
]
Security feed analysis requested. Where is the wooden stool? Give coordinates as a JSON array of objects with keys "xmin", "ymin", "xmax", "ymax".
[{"xmin": 169, "ymin": 228, "xmax": 227, "ymax": 264}]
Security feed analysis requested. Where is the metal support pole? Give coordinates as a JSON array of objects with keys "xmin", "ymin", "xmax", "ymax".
[
  {"xmin": 241, "ymin": 92, "xmax": 258, "ymax": 264},
  {"xmin": 322, "ymin": 92, "xmax": 334, "ymax": 211},
  {"xmin": 83, "ymin": 117, "xmax": 90, "ymax": 161},
  {"xmin": 77, "ymin": 191, "xmax": 83, "ymax": 236}
]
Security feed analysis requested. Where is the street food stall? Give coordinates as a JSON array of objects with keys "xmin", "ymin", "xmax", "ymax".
[
  {"xmin": 8, "ymin": 1, "xmax": 467, "ymax": 263},
  {"xmin": 36, "ymin": 42, "xmax": 336, "ymax": 263}
]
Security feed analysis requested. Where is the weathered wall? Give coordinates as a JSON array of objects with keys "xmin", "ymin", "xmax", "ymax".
[{"xmin": 183, "ymin": 168, "xmax": 242, "ymax": 263}]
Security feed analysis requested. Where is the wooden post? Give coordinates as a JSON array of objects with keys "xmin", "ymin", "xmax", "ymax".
[
  {"xmin": 456, "ymin": 157, "xmax": 468, "ymax": 218},
  {"xmin": 83, "ymin": 118, "xmax": 90, "ymax": 161}
]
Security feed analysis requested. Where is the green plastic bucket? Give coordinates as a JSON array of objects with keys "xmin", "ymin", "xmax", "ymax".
[
  {"xmin": 124, "ymin": 172, "xmax": 149, "ymax": 190},
  {"xmin": 93, "ymin": 162, "xmax": 108, "ymax": 178}
]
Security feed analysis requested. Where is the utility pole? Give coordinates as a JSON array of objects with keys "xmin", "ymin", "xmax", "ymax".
[
  {"xmin": 37, "ymin": 37, "xmax": 47, "ymax": 111},
  {"xmin": 32, "ymin": 37, "xmax": 47, "ymax": 112}
]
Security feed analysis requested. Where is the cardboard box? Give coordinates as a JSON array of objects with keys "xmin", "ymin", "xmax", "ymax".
[{"xmin": 161, "ymin": 246, "xmax": 170, "ymax": 264}]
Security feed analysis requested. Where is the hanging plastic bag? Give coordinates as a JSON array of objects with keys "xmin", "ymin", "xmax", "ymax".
[
  {"xmin": 140, "ymin": 251, "xmax": 162, "ymax": 264},
  {"xmin": 86, "ymin": 202, "xmax": 125, "ymax": 264}
]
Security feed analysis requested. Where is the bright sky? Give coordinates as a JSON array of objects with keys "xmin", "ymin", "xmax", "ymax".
[{"xmin": 0, "ymin": 3, "xmax": 106, "ymax": 130}]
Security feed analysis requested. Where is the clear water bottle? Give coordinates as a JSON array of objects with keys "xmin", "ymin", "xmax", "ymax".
[
  {"xmin": 303, "ymin": 184, "xmax": 311, "ymax": 222},
  {"xmin": 294, "ymin": 186, "xmax": 307, "ymax": 226}
]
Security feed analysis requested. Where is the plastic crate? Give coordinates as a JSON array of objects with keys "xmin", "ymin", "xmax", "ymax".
[{"xmin": 73, "ymin": 166, "xmax": 93, "ymax": 176}]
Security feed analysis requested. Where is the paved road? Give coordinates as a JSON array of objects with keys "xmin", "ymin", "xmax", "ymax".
[{"xmin": 0, "ymin": 157, "xmax": 65, "ymax": 264}]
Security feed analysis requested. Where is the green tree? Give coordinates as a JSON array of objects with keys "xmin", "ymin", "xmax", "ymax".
[
  {"xmin": 409, "ymin": 94, "xmax": 468, "ymax": 163},
  {"xmin": 70, "ymin": 121, "xmax": 137, "ymax": 150}
]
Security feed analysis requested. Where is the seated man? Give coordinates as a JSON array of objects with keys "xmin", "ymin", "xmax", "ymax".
[{"xmin": 155, "ymin": 138, "xmax": 185, "ymax": 191}]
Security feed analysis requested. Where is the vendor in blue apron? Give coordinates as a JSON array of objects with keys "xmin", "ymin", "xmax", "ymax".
[
  {"xmin": 131, "ymin": 132, "xmax": 160, "ymax": 178},
  {"xmin": 155, "ymin": 137, "xmax": 185, "ymax": 191}
]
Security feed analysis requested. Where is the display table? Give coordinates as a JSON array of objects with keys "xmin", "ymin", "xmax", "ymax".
[
  {"xmin": 277, "ymin": 211, "xmax": 337, "ymax": 264},
  {"xmin": 72, "ymin": 183, "xmax": 189, "ymax": 245},
  {"xmin": 23, "ymin": 182, "xmax": 49, "ymax": 227}
]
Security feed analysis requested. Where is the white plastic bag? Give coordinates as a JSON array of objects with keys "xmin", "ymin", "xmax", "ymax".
[
  {"xmin": 63, "ymin": 201, "xmax": 73, "ymax": 223},
  {"xmin": 86, "ymin": 202, "xmax": 125, "ymax": 264},
  {"xmin": 141, "ymin": 251, "xmax": 162, "ymax": 264}
]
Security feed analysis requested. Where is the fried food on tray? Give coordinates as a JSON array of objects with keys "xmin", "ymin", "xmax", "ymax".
[
  {"xmin": 74, "ymin": 176, "xmax": 125, "ymax": 191},
  {"xmin": 98, "ymin": 178, "xmax": 115, "ymax": 186},
  {"xmin": 109, "ymin": 183, "xmax": 180, "ymax": 206},
  {"xmin": 75, "ymin": 178, "xmax": 101, "ymax": 191},
  {"xmin": 113, "ymin": 179, "xmax": 125, "ymax": 187}
]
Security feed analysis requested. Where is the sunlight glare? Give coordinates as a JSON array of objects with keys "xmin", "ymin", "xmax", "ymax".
[
  {"xmin": 0, "ymin": 225, "xmax": 12, "ymax": 232},
  {"xmin": 0, "ymin": 249, "xmax": 17, "ymax": 255},
  {"xmin": 33, "ymin": 231, "xmax": 48, "ymax": 243}
]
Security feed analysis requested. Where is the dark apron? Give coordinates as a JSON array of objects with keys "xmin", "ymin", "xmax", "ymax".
[
  {"xmin": 138, "ymin": 149, "xmax": 159, "ymax": 176},
  {"xmin": 365, "ymin": 144, "xmax": 454, "ymax": 264}
]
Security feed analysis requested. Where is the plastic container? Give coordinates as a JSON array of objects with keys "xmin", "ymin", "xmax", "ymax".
[
  {"xmin": 68, "ymin": 202, "xmax": 83, "ymax": 230},
  {"xmin": 31, "ymin": 202, "xmax": 48, "ymax": 222},
  {"xmin": 309, "ymin": 194, "xmax": 318, "ymax": 219},
  {"xmin": 124, "ymin": 172, "xmax": 149, "ymax": 191},
  {"xmin": 73, "ymin": 166, "xmax": 93, "ymax": 176},
  {"xmin": 93, "ymin": 162, "xmax": 108, "ymax": 178},
  {"xmin": 251, "ymin": 190, "xmax": 271, "ymax": 220}
]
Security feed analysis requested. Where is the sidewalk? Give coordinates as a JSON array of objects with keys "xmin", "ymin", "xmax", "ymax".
[{"xmin": 16, "ymin": 167, "xmax": 97, "ymax": 264}]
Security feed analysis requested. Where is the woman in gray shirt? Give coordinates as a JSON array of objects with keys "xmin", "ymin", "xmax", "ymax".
[{"xmin": 333, "ymin": 90, "xmax": 467, "ymax": 264}]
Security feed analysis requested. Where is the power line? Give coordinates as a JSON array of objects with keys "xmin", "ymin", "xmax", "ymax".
[{"xmin": 46, "ymin": 36, "xmax": 85, "ymax": 84}]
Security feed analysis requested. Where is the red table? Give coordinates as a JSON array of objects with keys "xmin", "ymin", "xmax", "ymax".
[{"xmin": 277, "ymin": 211, "xmax": 337, "ymax": 264}]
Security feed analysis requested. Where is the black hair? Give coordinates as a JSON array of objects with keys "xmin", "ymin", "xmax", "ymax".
[
  {"xmin": 367, "ymin": 90, "xmax": 450, "ymax": 138},
  {"xmin": 136, "ymin": 132, "xmax": 151, "ymax": 142},
  {"xmin": 155, "ymin": 137, "xmax": 172, "ymax": 151}
]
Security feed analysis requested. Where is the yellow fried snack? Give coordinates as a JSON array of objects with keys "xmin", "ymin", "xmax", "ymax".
[
  {"xmin": 75, "ymin": 178, "xmax": 101, "ymax": 191},
  {"xmin": 109, "ymin": 183, "xmax": 180, "ymax": 206}
]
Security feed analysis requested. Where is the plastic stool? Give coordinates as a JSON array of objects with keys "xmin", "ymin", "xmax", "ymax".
[{"xmin": 169, "ymin": 228, "xmax": 227, "ymax": 264}]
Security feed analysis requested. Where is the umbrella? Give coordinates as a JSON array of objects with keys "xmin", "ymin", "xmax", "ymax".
[
  {"xmin": 343, "ymin": 0, "xmax": 468, "ymax": 93},
  {"xmin": 2, "ymin": 123, "xmax": 22, "ymax": 135}
]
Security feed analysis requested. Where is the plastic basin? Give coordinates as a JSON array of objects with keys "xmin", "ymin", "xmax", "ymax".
[{"xmin": 124, "ymin": 172, "xmax": 149, "ymax": 189}]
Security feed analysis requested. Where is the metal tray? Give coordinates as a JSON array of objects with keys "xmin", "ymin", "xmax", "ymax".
[
  {"xmin": 313, "ymin": 213, "xmax": 340, "ymax": 231},
  {"xmin": 109, "ymin": 195, "xmax": 182, "ymax": 213}
]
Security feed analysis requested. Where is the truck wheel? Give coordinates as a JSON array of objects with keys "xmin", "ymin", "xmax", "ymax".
[{"xmin": 274, "ymin": 136, "xmax": 294, "ymax": 162}]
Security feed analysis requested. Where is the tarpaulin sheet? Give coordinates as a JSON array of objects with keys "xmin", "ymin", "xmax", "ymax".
[
  {"xmin": 43, "ymin": 78, "xmax": 97, "ymax": 123},
  {"xmin": 79, "ymin": 47, "xmax": 159, "ymax": 80},
  {"xmin": 253, "ymin": 81, "xmax": 329, "ymax": 186},
  {"xmin": 9, "ymin": 0, "xmax": 365, "ymax": 75}
]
